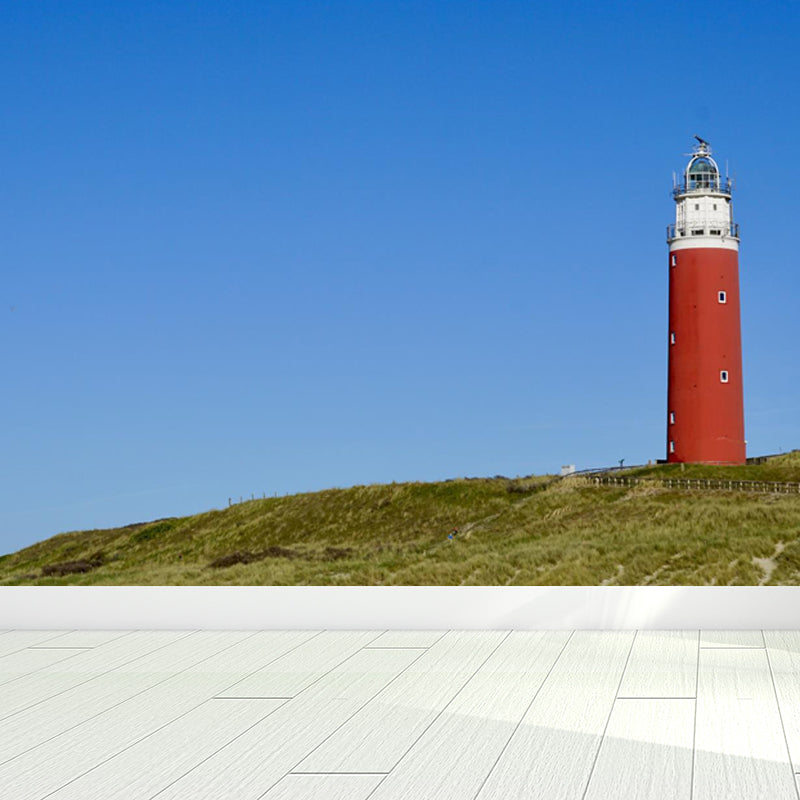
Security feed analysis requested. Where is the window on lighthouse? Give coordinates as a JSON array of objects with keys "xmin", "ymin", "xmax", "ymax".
[
  {"xmin": 718, "ymin": 291, "xmax": 727, "ymax": 303},
  {"xmin": 669, "ymin": 441, "xmax": 675, "ymax": 453},
  {"xmin": 670, "ymin": 332, "xmax": 676, "ymax": 344},
  {"xmin": 669, "ymin": 412, "xmax": 675, "ymax": 424},
  {"xmin": 720, "ymin": 370, "xmax": 729, "ymax": 383}
]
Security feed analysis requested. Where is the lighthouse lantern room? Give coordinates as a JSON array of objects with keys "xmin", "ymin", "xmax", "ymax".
[{"xmin": 666, "ymin": 137, "xmax": 746, "ymax": 464}]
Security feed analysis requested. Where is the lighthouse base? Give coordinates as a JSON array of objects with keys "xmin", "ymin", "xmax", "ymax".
[{"xmin": 666, "ymin": 441, "xmax": 746, "ymax": 466}]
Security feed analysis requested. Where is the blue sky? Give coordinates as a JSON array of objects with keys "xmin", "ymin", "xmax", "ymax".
[{"xmin": 2, "ymin": 0, "xmax": 799, "ymax": 553}]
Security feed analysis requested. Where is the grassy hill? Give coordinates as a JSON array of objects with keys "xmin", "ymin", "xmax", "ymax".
[{"xmin": 2, "ymin": 451, "xmax": 800, "ymax": 586}]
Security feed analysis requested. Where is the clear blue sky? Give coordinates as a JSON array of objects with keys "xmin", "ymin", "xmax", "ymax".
[{"xmin": 2, "ymin": 0, "xmax": 799, "ymax": 553}]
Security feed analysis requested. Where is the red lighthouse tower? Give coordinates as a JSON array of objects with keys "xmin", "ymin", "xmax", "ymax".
[{"xmin": 666, "ymin": 137, "xmax": 745, "ymax": 464}]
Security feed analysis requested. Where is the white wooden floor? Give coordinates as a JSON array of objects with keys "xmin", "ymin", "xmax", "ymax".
[{"xmin": 1, "ymin": 630, "xmax": 800, "ymax": 799}]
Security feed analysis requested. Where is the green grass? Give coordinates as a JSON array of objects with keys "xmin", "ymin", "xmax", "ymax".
[{"xmin": 2, "ymin": 452, "xmax": 800, "ymax": 586}]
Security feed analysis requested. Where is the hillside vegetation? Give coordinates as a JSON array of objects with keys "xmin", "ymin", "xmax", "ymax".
[{"xmin": 2, "ymin": 452, "xmax": 800, "ymax": 586}]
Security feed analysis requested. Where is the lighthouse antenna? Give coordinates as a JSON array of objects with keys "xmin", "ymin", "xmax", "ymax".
[{"xmin": 692, "ymin": 134, "xmax": 711, "ymax": 156}]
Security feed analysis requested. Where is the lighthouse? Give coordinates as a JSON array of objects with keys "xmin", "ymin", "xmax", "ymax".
[{"xmin": 666, "ymin": 137, "xmax": 745, "ymax": 464}]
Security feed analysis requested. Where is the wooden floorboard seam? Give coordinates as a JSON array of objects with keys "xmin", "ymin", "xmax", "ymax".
[
  {"xmin": 214, "ymin": 696, "xmax": 295, "ymax": 700},
  {"xmin": 86, "ymin": 698, "xmax": 291, "ymax": 800},
  {"xmin": 699, "ymin": 631, "xmax": 766, "ymax": 648},
  {"xmin": 165, "ymin": 647, "xmax": 429, "ymax": 800},
  {"xmin": 220, "ymin": 630, "xmax": 385, "ymax": 699},
  {"xmin": 207, "ymin": 631, "xmax": 338, "ymax": 701},
  {"xmin": 579, "ymin": 630, "xmax": 639, "ymax": 800},
  {"xmin": 319, "ymin": 631, "xmax": 515, "ymax": 798},
  {"xmin": 31, "ymin": 635, "xmax": 366, "ymax": 800},
  {"xmin": 362, "ymin": 631, "xmax": 449, "ymax": 650},
  {"xmin": 0, "ymin": 650, "xmax": 90, "ymax": 688},
  {"xmin": 16, "ymin": 634, "xmax": 331, "ymax": 799},
  {"xmin": 218, "ymin": 630, "xmax": 373, "ymax": 698},
  {"xmin": 466, "ymin": 630, "xmax": 576, "ymax": 800},
  {"xmin": 60, "ymin": 631, "xmax": 135, "ymax": 648},
  {"xmin": 764, "ymin": 637, "xmax": 800, "ymax": 800},
  {"xmin": 693, "ymin": 645, "xmax": 798, "ymax": 798},
  {"xmin": 292, "ymin": 771, "xmax": 389, "ymax": 775},
  {"xmin": 0, "ymin": 633, "xmax": 263, "ymax": 770},
  {"xmin": 42, "ymin": 698, "xmax": 288, "ymax": 799},
  {"xmin": 0, "ymin": 631, "xmax": 80, "ymax": 660},
  {"xmin": 0, "ymin": 630, "xmax": 199, "ymax": 723},
  {"xmin": 689, "ymin": 628, "xmax": 700, "ymax": 800},
  {"xmin": 617, "ymin": 696, "xmax": 696, "ymax": 699},
  {"xmin": 272, "ymin": 639, "xmax": 470, "ymax": 793},
  {"xmin": 298, "ymin": 632, "xmax": 511, "ymax": 800}
]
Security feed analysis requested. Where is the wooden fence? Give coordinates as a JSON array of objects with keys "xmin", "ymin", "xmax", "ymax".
[{"xmin": 589, "ymin": 475, "xmax": 800, "ymax": 495}]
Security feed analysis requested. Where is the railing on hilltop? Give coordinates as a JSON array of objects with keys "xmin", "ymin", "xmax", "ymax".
[
  {"xmin": 587, "ymin": 475, "xmax": 800, "ymax": 495},
  {"xmin": 567, "ymin": 464, "xmax": 647, "ymax": 477}
]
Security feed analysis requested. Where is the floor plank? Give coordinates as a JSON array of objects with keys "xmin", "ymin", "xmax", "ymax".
[
  {"xmin": 475, "ymin": 630, "xmax": 635, "ymax": 800},
  {"xmin": 367, "ymin": 630, "xmax": 572, "ymax": 800},
  {"xmin": 0, "ymin": 647, "xmax": 89, "ymax": 687},
  {"xmin": 0, "ymin": 631, "xmax": 73, "ymax": 658},
  {"xmin": 0, "ymin": 629, "xmax": 797, "ymax": 800},
  {"xmin": 0, "ymin": 631, "xmax": 249, "ymax": 765},
  {"xmin": 618, "ymin": 631, "xmax": 698, "ymax": 698},
  {"xmin": 0, "ymin": 631, "xmax": 191, "ymax": 722},
  {"xmin": 693, "ymin": 647, "xmax": 797, "ymax": 799},
  {"xmin": 154, "ymin": 647, "xmax": 423, "ymax": 800},
  {"xmin": 262, "ymin": 774, "xmax": 383, "ymax": 799},
  {"xmin": 32, "ymin": 631, "xmax": 130, "ymax": 648},
  {"xmin": 218, "ymin": 631, "xmax": 379, "ymax": 698},
  {"xmin": 45, "ymin": 699, "xmax": 287, "ymax": 799},
  {"xmin": 700, "ymin": 630, "xmax": 765, "ymax": 648},
  {"xmin": 583, "ymin": 699, "xmax": 694, "ymax": 799},
  {"xmin": 295, "ymin": 631, "xmax": 507, "ymax": 773},
  {"xmin": 364, "ymin": 631, "xmax": 445, "ymax": 648},
  {"xmin": 764, "ymin": 631, "xmax": 800, "ymax": 773},
  {"xmin": 0, "ymin": 632, "xmax": 314, "ymax": 774}
]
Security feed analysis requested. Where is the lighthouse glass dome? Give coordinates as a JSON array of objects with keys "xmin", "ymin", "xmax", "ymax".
[
  {"xmin": 687, "ymin": 157, "xmax": 719, "ymax": 190},
  {"xmin": 674, "ymin": 145, "xmax": 731, "ymax": 197}
]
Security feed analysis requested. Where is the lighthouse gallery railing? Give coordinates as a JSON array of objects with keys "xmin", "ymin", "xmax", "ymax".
[{"xmin": 667, "ymin": 223, "xmax": 740, "ymax": 240}]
